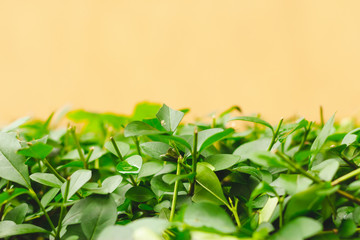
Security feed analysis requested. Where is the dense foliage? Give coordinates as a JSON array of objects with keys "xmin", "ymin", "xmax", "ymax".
[{"xmin": 1, "ymin": 102, "xmax": 360, "ymax": 240}]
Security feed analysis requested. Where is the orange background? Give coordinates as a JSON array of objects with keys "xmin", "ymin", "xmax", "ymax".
[{"xmin": 1, "ymin": 1, "xmax": 360, "ymax": 124}]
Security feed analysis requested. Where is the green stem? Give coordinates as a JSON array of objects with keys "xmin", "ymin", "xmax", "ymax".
[
  {"xmin": 110, "ymin": 137, "xmax": 124, "ymax": 161},
  {"xmin": 55, "ymin": 179, "xmax": 70, "ymax": 240},
  {"xmin": 29, "ymin": 188, "xmax": 56, "ymax": 235},
  {"xmin": 320, "ymin": 106, "xmax": 324, "ymax": 127},
  {"xmin": 128, "ymin": 175, "xmax": 137, "ymax": 186},
  {"xmin": 275, "ymin": 150, "xmax": 322, "ymax": 183},
  {"xmin": 340, "ymin": 154, "xmax": 358, "ymax": 170},
  {"xmin": 299, "ymin": 122, "xmax": 313, "ymax": 151},
  {"xmin": 133, "ymin": 137, "xmax": 142, "ymax": 156},
  {"xmin": 277, "ymin": 151, "xmax": 360, "ymax": 205},
  {"xmin": 278, "ymin": 195, "xmax": 284, "ymax": 228},
  {"xmin": 69, "ymin": 126, "xmax": 86, "ymax": 164},
  {"xmin": 268, "ymin": 118, "xmax": 283, "ymax": 151},
  {"xmin": 43, "ymin": 158, "xmax": 66, "ymax": 183},
  {"xmin": 336, "ymin": 189, "xmax": 360, "ymax": 205},
  {"xmin": 170, "ymin": 157, "xmax": 182, "ymax": 222},
  {"xmin": 189, "ymin": 127, "xmax": 198, "ymax": 195},
  {"xmin": 84, "ymin": 147, "xmax": 94, "ymax": 169},
  {"xmin": 229, "ymin": 197, "xmax": 241, "ymax": 228},
  {"xmin": 331, "ymin": 167, "xmax": 360, "ymax": 186},
  {"xmin": 0, "ymin": 181, "xmax": 10, "ymax": 220}
]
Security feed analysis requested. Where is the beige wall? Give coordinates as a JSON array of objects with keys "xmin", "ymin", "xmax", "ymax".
[{"xmin": 1, "ymin": 1, "xmax": 360, "ymax": 124}]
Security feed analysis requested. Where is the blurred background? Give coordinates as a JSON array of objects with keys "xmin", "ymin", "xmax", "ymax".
[{"xmin": 1, "ymin": 1, "xmax": 360, "ymax": 125}]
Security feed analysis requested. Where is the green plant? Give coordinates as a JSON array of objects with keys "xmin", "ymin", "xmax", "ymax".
[{"xmin": 1, "ymin": 102, "xmax": 360, "ymax": 239}]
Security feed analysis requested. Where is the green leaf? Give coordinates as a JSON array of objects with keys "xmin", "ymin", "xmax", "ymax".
[
  {"xmin": 233, "ymin": 138, "xmax": 272, "ymax": 160},
  {"xmin": 339, "ymin": 219, "xmax": 357, "ymax": 238},
  {"xmin": 41, "ymin": 188, "xmax": 59, "ymax": 207},
  {"xmin": 341, "ymin": 128, "xmax": 360, "ymax": 146},
  {"xmin": 311, "ymin": 159, "xmax": 339, "ymax": 181},
  {"xmin": 0, "ymin": 132, "xmax": 31, "ymax": 188},
  {"xmin": 204, "ymin": 154, "xmax": 240, "ymax": 171},
  {"xmin": 18, "ymin": 142, "xmax": 53, "ymax": 159},
  {"xmin": 98, "ymin": 218, "xmax": 169, "ymax": 240},
  {"xmin": 271, "ymin": 217, "xmax": 322, "ymax": 240},
  {"xmin": 4, "ymin": 203, "xmax": 28, "ymax": 224},
  {"xmin": 132, "ymin": 102, "xmax": 162, "ymax": 121},
  {"xmin": 249, "ymin": 151, "xmax": 286, "ymax": 168},
  {"xmin": 233, "ymin": 166, "xmax": 263, "ymax": 181},
  {"xmin": 30, "ymin": 173, "xmax": 63, "ymax": 188},
  {"xmin": 124, "ymin": 121, "xmax": 160, "ymax": 137},
  {"xmin": 116, "ymin": 155, "xmax": 142, "ymax": 174},
  {"xmin": 250, "ymin": 181, "xmax": 277, "ymax": 200},
  {"xmin": 0, "ymin": 221, "xmax": 48, "ymax": 238},
  {"xmin": 284, "ymin": 184, "xmax": 329, "ymax": 222},
  {"xmin": 192, "ymin": 163, "xmax": 228, "ymax": 206},
  {"xmin": 271, "ymin": 174, "xmax": 312, "ymax": 196},
  {"xmin": 162, "ymin": 172, "xmax": 196, "ymax": 185},
  {"xmin": 80, "ymin": 195, "xmax": 117, "ymax": 240},
  {"xmin": 83, "ymin": 175, "xmax": 123, "ymax": 194},
  {"xmin": 195, "ymin": 128, "xmax": 223, "ymax": 152},
  {"xmin": 230, "ymin": 116, "xmax": 274, "ymax": 133},
  {"xmin": 183, "ymin": 202, "xmax": 236, "ymax": 233},
  {"xmin": 138, "ymin": 161, "xmax": 164, "ymax": 178},
  {"xmin": 0, "ymin": 188, "xmax": 29, "ymax": 206},
  {"xmin": 125, "ymin": 186, "xmax": 155, "ymax": 202},
  {"xmin": 310, "ymin": 114, "xmax": 335, "ymax": 166},
  {"xmin": 156, "ymin": 104, "xmax": 184, "ymax": 132},
  {"xmin": 62, "ymin": 199, "xmax": 87, "ymax": 226},
  {"xmin": 259, "ymin": 197, "xmax": 278, "ymax": 223},
  {"xmin": 61, "ymin": 169, "xmax": 92, "ymax": 200},
  {"xmin": 104, "ymin": 141, "xmax": 130, "ymax": 158},
  {"xmin": 140, "ymin": 142, "xmax": 171, "ymax": 160},
  {"xmin": 199, "ymin": 128, "xmax": 234, "ymax": 152},
  {"xmin": 1, "ymin": 116, "xmax": 30, "ymax": 133}
]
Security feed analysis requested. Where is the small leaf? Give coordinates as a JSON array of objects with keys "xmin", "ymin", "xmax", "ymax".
[
  {"xmin": 0, "ymin": 221, "xmax": 48, "ymax": 238},
  {"xmin": 80, "ymin": 195, "xmax": 117, "ymax": 240},
  {"xmin": 230, "ymin": 116, "xmax": 274, "ymax": 133},
  {"xmin": 156, "ymin": 104, "xmax": 184, "ymax": 132},
  {"xmin": 162, "ymin": 172, "xmax": 195, "ymax": 185},
  {"xmin": 183, "ymin": 202, "xmax": 236, "ymax": 233},
  {"xmin": 0, "ymin": 188, "xmax": 29, "ymax": 206},
  {"xmin": 199, "ymin": 128, "xmax": 234, "ymax": 152},
  {"xmin": 116, "ymin": 155, "xmax": 142, "ymax": 174},
  {"xmin": 4, "ymin": 203, "xmax": 28, "ymax": 224},
  {"xmin": 104, "ymin": 141, "xmax": 130, "ymax": 158},
  {"xmin": 271, "ymin": 174, "xmax": 312, "ymax": 196},
  {"xmin": 18, "ymin": 142, "xmax": 53, "ymax": 159},
  {"xmin": 30, "ymin": 173, "xmax": 63, "ymax": 188},
  {"xmin": 271, "ymin": 217, "xmax": 322, "ymax": 240},
  {"xmin": 250, "ymin": 181, "xmax": 277, "ymax": 200},
  {"xmin": 138, "ymin": 161, "xmax": 163, "ymax": 178},
  {"xmin": 1, "ymin": 116, "xmax": 30, "ymax": 133},
  {"xmin": 249, "ymin": 151, "xmax": 286, "ymax": 168},
  {"xmin": 233, "ymin": 138, "xmax": 272, "ymax": 160},
  {"xmin": 204, "ymin": 154, "xmax": 240, "ymax": 171},
  {"xmin": 0, "ymin": 132, "xmax": 31, "ymax": 188},
  {"xmin": 284, "ymin": 183, "xmax": 329, "ymax": 222},
  {"xmin": 83, "ymin": 175, "xmax": 123, "ymax": 194},
  {"xmin": 341, "ymin": 128, "xmax": 360, "ymax": 146},
  {"xmin": 259, "ymin": 197, "xmax": 278, "ymax": 223},
  {"xmin": 41, "ymin": 188, "xmax": 59, "ymax": 207},
  {"xmin": 311, "ymin": 159, "xmax": 339, "ymax": 181},
  {"xmin": 61, "ymin": 169, "xmax": 92, "ymax": 200},
  {"xmin": 310, "ymin": 114, "xmax": 335, "ymax": 166},
  {"xmin": 132, "ymin": 102, "xmax": 162, "ymax": 121},
  {"xmin": 125, "ymin": 186, "xmax": 155, "ymax": 202},
  {"xmin": 124, "ymin": 121, "xmax": 160, "ymax": 137},
  {"xmin": 339, "ymin": 219, "xmax": 357, "ymax": 238},
  {"xmin": 140, "ymin": 142, "xmax": 171, "ymax": 160},
  {"xmin": 192, "ymin": 163, "xmax": 228, "ymax": 206}
]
